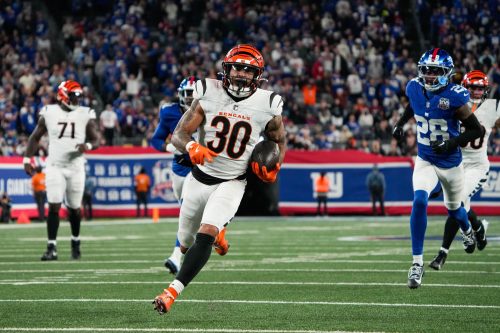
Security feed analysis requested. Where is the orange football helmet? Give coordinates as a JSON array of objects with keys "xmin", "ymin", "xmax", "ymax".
[
  {"xmin": 221, "ymin": 44, "xmax": 265, "ymax": 98},
  {"xmin": 461, "ymin": 70, "xmax": 490, "ymax": 101},
  {"xmin": 57, "ymin": 80, "xmax": 83, "ymax": 110}
]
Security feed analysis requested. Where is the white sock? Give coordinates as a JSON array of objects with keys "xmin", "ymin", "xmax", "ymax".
[
  {"xmin": 48, "ymin": 240, "xmax": 57, "ymax": 246},
  {"xmin": 169, "ymin": 279, "xmax": 185, "ymax": 296},
  {"xmin": 440, "ymin": 247, "xmax": 449, "ymax": 254},
  {"xmin": 71, "ymin": 236, "xmax": 80, "ymax": 242},
  {"xmin": 412, "ymin": 255, "xmax": 423, "ymax": 266},
  {"xmin": 170, "ymin": 247, "xmax": 183, "ymax": 264},
  {"xmin": 464, "ymin": 227, "xmax": 472, "ymax": 235}
]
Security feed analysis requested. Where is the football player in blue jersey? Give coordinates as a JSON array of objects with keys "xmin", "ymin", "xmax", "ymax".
[
  {"xmin": 151, "ymin": 77, "xmax": 230, "ymax": 274},
  {"xmin": 392, "ymin": 48, "xmax": 483, "ymax": 289}
]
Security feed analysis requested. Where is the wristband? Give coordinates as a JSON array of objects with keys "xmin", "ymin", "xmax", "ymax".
[
  {"xmin": 185, "ymin": 141, "xmax": 196, "ymax": 151},
  {"xmin": 23, "ymin": 157, "xmax": 31, "ymax": 164},
  {"xmin": 85, "ymin": 143, "xmax": 93, "ymax": 150}
]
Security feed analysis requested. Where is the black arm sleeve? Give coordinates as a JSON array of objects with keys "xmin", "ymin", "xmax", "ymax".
[
  {"xmin": 451, "ymin": 113, "xmax": 482, "ymax": 147},
  {"xmin": 396, "ymin": 103, "xmax": 414, "ymax": 128}
]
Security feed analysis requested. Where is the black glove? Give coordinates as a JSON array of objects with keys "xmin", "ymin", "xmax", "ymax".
[
  {"xmin": 430, "ymin": 139, "xmax": 458, "ymax": 154},
  {"xmin": 174, "ymin": 153, "xmax": 193, "ymax": 168},
  {"xmin": 392, "ymin": 126, "xmax": 404, "ymax": 142}
]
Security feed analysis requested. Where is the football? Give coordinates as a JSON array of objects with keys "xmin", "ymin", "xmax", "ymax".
[{"xmin": 251, "ymin": 140, "xmax": 280, "ymax": 171}]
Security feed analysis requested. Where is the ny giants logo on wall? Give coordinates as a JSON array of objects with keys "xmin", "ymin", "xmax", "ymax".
[
  {"xmin": 151, "ymin": 160, "xmax": 176, "ymax": 202},
  {"xmin": 310, "ymin": 172, "xmax": 343, "ymax": 198}
]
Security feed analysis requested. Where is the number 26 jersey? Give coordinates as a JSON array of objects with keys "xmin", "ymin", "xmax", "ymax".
[
  {"xmin": 193, "ymin": 78, "xmax": 283, "ymax": 179},
  {"xmin": 39, "ymin": 104, "xmax": 96, "ymax": 166},
  {"xmin": 406, "ymin": 78, "xmax": 469, "ymax": 168}
]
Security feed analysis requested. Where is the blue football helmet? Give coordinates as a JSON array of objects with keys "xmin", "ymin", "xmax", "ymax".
[
  {"xmin": 178, "ymin": 76, "xmax": 197, "ymax": 111},
  {"xmin": 417, "ymin": 48, "xmax": 454, "ymax": 91}
]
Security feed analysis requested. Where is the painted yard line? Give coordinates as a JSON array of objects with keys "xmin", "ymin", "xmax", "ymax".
[
  {"xmin": 0, "ymin": 298, "xmax": 498, "ymax": 309},
  {"xmin": 2, "ymin": 258, "xmax": 497, "ymax": 265},
  {"xmin": 0, "ymin": 328, "xmax": 374, "ymax": 333},
  {"xmin": 0, "ymin": 280, "xmax": 498, "ymax": 288},
  {"xmin": 0, "ymin": 268, "xmax": 497, "ymax": 275}
]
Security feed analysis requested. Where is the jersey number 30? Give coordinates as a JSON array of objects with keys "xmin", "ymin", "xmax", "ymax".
[
  {"xmin": 414, "ymin": 115, "xmax": 449, "ymax": 145},
  {"xmin": 207, "ymin": 116, "xmax": 252, "ymax": 159}
]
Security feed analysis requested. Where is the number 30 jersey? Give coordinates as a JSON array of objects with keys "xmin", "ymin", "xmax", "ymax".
[
  {"xmin": 406, "ymin": 78, "xmax": 469, "ymax": 168},
  {"xmin": 194, "ymin": 78, "xmax": 283, "ymax": 179},
  {"xmin": 461, "ymin": 99, "xmax": 500, "ymax": 166},
  {"xmin": 39, "ymin": 104, "xmax": 96, "ymax": 166}
]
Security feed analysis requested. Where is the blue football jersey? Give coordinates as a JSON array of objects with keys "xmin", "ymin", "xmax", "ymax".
[
  {"xmin": 151, "ymin": 103, "xmax": 191, "ymax": 177},
  {"xmin": 406, "ymin": 79, "xmax": 470, "ymax": 168}
]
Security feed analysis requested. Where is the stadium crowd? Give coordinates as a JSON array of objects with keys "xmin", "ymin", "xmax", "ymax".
[{"xmin": 1, "ymin": 0, "xmax": 499, "ymax": 157}]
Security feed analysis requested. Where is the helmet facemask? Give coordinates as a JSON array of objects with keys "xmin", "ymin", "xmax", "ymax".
[
  {"xmin": 178, "ymin": 88, "xmax": 194, "ymax": 111},
  {"xmin": 223, "ymin": 63, "xmax": 262, "ymax": 98},
  {"xmin": 418, "ymin": 65, "xmax": 453, "ymax": 92}
]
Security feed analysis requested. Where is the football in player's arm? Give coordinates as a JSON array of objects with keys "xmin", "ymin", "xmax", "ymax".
[
  {"xmin": 153, "ymin": 44, "xmax": 286, "ymax": 315},
  {"xmin": 23, "ymin": 80, "xmax": 100, "ymax": 261}
]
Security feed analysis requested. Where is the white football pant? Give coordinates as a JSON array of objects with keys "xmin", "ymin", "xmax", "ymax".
[
  {"xmin": 171, "ymin": 172, "xmax": 188, "ymax": 202},
  {"xmin": 413, "ymin": 157, "xmax": 465, "ymax": 210},
  {"xmin": 45, "ymin": 163, "xmax": 85, "ymax": 209},
  {"xmin": 177, "ymin": 173, "xmax": 246, "ymax": 248},
  {"xmin": 463, "ymin": 161, "xmax": 490, "ymax": 212}
]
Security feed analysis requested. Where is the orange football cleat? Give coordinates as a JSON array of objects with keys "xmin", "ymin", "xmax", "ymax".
[
  {"xmin": 214, "ymin": 227, "xmax": 230, "ymax": 256},
  {"xmin": 152, "ymin": 288, "xmax": 177, "ymax": 315}
]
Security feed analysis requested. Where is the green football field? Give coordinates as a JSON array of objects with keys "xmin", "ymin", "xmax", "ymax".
[{"xmin": 0, "ymin": 216, "xmax": 499, "ymax": 333}]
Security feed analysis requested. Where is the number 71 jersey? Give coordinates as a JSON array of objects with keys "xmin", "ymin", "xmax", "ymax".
[
  {"xmin": 406, "ymin": 79, "xmax": 469, "ymax": 168},
  {"xmin": 194, "ymin": 78, "xmax": 283, "ymax": 179},
  {"xmin": 39, "ymin": 104, "xmax": 96, "ymax": 165}
]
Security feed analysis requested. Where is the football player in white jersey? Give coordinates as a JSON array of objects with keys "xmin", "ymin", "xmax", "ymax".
[
  {"xmin": 23, "ymin": 80, "xmax": 100, "ymax": 261},
  {"xmin": 153, "ymin": 44, "xmax": 286, "ymax": 314},
  {"xmin": 429, "ymin": 70, "xmax": 500, "ymax": 270}
]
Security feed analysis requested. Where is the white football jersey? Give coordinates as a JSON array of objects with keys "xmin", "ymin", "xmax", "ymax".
[
  {"xmin": 462, "ymin": 99, "xmax": 500, "ymax": 165},
  {"xmin": 39, "ymin": 104, "xmax": 96, "ymax": 166},
  {"xmin": 193, "ymin": 79, "xmax": 283, "ymax": 179}
]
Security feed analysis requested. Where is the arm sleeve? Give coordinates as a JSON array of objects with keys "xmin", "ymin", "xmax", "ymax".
[
  {"xmin": 151, "ymin": 109, "xmax": 172, "ymax": 152},
  {"xmin": 452, "ymin": 113, "xmax": 482, "ymax": 147},
  {"xmin": 396, "ymin": 103, "xmax": 414, "ymax": 128}
]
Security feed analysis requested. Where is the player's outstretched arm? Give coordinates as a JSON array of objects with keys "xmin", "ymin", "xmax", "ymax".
[
  {"xmin": 264, "ymin": 115, "xmax": 286, "ymax": 165},
  {"xmin": 24, "ymin": 117, "xmax": 48, "ymax": 175}
]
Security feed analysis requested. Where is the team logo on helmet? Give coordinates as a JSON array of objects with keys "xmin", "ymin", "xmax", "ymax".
[
  {"xmin": 461, "ymin": 70, "xmax": 490, "ymax": 101},
  {"xmin": 57, "ymin": 80, "xmax": 83, "ymax": 111},
  {"xmin": 221, "ymin": 44, "xmax": 265, "ymax": 98},
  {"xmin": 177, "ymin": 76, "xmax": 197, "ymax": 111},
  {"xmin": 417, "ymin": 48, "xmax": 454, "ymax": 92}
]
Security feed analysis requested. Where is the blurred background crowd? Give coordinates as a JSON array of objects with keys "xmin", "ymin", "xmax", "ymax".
[{"xmin": 1, "ymin": 0, "xmax": 499, "ymax": 158}]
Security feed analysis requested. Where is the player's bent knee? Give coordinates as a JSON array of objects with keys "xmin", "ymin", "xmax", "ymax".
[
  {"xmin": 199, "ymin": 223, "xmax": 219, "ymax": 238},
  {"xmin": 413, "ymin": 190, "xmax": 428, "ymax": 209},
  {"xmin": 445, "ymin": 202, "xmax": 462, "ymax": 211},
  {"xmin": 178, "ymin": 232, "xmax": 195, "ymax": 249}
]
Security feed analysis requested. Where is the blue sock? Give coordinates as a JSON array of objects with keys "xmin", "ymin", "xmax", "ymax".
[
  {"xmin": 448, "ymin": 207, "xmax": 470, "ymax": 232},
  {"xmin": 175, "ymin": 237, "xmax": 181, "ymax": 247},
  {"xmin": 410, "ymin": 190, "xmax": 428, "ymax": 256}
]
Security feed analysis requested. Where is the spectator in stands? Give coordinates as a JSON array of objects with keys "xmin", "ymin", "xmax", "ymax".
[
  {"xmin": 315, "ymin": 172, "xmax": 330, "ymax": 216},
  {"xmin": 134, "ymin": 167, "xmax": 150, "ymax": 217},
  {"xmin": 99, "ymin": 104, "xmax": 120, "ymax": 146},
  {"xmin": 366, "ymin": 164, "xmax": 386, "ymax": 216},
  {"xmin": 31, "ymin": 166, "xmax": 46, "ymax": 222},
  {"xmin": 0, "ymin": 192, "xmax": 12, "ymax": 223}
]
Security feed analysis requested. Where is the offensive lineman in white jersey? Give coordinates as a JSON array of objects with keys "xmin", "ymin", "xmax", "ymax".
[
  {"xmin": 429, "ymin": 70, "xmax": 500, "ymax": 270},
  {"xmin": 23, "ymin": 80, "xmax": 100, "ymax": 261},
  {"xmin": 153, "ymin": 44, "xmax": 286, "ymax": 314}
]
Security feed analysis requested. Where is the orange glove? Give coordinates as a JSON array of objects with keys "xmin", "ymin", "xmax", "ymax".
[
  {"xmin": 186, "ymin": 141, "xmax": 218, "ymax": 165},
  {"xmin": 251, "ymin": 162, "xmax": 281, "ymax": 183}
]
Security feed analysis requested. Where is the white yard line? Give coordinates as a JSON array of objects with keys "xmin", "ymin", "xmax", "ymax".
[
  {"xmin": 0, "ymin": 280, "xmax": 498, "ymax": 288},
  {"xmin": 0, "ymin": 298, "xmax": 498, "ymax": 309},
  {"xmin": 0, "ymin": 328, "xmax": 376, "ymax": 333},
  {"xmin": 0, "ymin": 268, "xmax": 497, "ymax": 275},
  {"xmin": 1, "ymin": 259, "xmax": 498, "ymax": 265}
]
